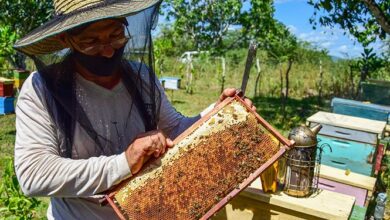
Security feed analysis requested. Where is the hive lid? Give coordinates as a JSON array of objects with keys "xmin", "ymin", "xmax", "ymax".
[
  {"xmin": 307, "ymin": 111, "xmax": 386, "ymax": 135},
  {"xmin": 0, "ymin": 77, "xmax": 14, "ymax": 84}
]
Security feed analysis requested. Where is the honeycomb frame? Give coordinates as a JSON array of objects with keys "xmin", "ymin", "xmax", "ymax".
[{"xmin": 105, "ymin": 95, "xmax": 293, "ymax": 220}]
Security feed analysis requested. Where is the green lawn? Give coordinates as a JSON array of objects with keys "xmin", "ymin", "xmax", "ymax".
[
  {"xmin": 0, "ymin": 114, "xmax": 16, "ymax": 179},
  {"xmin": 0, "ymin": 114, "xmax": 16, "ymax": 160},
  {"xmin": 0, "ymin": 114, "xmax": 49, "ymax": 219}
]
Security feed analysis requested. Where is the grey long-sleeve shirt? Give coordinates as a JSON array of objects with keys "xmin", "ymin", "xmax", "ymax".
[{"xmin": 14, "ymin": 71, "xmax": 201, "ymax": 219}]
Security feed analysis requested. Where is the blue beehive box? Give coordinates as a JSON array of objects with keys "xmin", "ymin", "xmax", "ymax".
[
  {"xmin": 307, "ymin": 111, "xmax": 387, "ymax": 177},
  {"xmin": 159, "ymin": 77, "xmax": 181, "ymax": 90},
  {"xmin": 332, "ymin": 97, "xmax": 390, "ymax": 123},
  {"xmin": 317, "ymin": 134, "xmax": 375, "ymax": 176},
  {"xmin": 0, "ymin": 97, "xmax": 15, "ymax": 114}
]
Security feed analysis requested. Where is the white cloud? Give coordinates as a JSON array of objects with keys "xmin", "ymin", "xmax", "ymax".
[
  {"xmin": 279, "ymin": 21, "xmax": 386, "ymax": 58},
  {"xmin": 287, "ymin": 25, "xmax": 298, "ymax": 34},
  {"xmin": 297, "ymin": 30, "xmax": 338, "ymax": 48},
  {"xmin": 320, "ymin": 41, "xmax": 333, "ymax": 48},
  {"xmin": 291, "ymin": 25, "xmax": 386, "ymax": 58},
  {"xmin": 329, "ymin": 44, "xmax": 366, "ymax": 58},
  {"xmin": 293, "ymin": 27, "xmax": 360, "ymax": 57},
  {"xmin": 337, "ymin": 45, "xmax": 349, "ymax": 53}
]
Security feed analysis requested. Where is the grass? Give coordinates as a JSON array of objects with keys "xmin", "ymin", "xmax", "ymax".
[
  {"xmin": 0, "ymin": 114, "xmax": 49, "ymax": 219},
  {"xmin": 0, "ymin": 114, "xmax": 15, "ymax": 153},
  {"xmin": 0, "ymin": 114, "xmax": 16, "ymax": 176}
]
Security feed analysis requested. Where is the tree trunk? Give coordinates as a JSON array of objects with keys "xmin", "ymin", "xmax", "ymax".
[
  {"xmin": 279, "ymin": 63, "xmax": 283, "ymax": 99},
  {"xmin": 356, "ymin": 65, "xmax": 369, "ymax": 99},
  {"xmin": 283, "ymin": 59, "xmax": 293, "ymax": 120},
  {"xmin": 279, "ymin": 63, "xmax": 285, "ymax": 116},
  {"xmin": 16, "ymin": 53, "xmax": 27, "ymax": 70},
  {"xmin": 362, "ymin": 0, "xmax": 390, "ymax": 34},
  {"xmin": 254, "ymin": 58, "xmax": 261, "ymax": 97},
  {"xmin": 349, "ymin": 65, "xmax": 355, "ymax": 98},
  {"xmin": 285, "ymin": 59, "xmax": 292, "ymax": 102},
  {"xmin": 7, "ymin": 52, "xmax": 27, "ymax": 71}
]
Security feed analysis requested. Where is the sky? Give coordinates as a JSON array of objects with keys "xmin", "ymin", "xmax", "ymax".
[{"xmin": 274, "ymin": 0, "xmax": 385, "ymax": 58}]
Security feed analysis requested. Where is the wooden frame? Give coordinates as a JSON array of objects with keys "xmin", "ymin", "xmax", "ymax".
[{"xmin": 104, "ymin": 95, "xmax": 294, "ymax": 220}]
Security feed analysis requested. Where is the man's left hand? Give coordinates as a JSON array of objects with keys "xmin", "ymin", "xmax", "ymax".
[{"xmin": 215, "ymin": 88, "xmax": 256, "ymax": 111}]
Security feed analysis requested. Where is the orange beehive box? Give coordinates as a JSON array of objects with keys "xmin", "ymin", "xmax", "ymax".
[{"xmin": 106, "ymin": 95, "xmax": 293, "ymax": 220}]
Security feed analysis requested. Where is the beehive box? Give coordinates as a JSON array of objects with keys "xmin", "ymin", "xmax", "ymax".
[
  {"xmin": 13, "ymin": 70, "xmax": 29, "ymax": 89},
  {"xmin": 14, "ymin": 78, "xmax": 26, "ymax": 89},
  {"xmin": 13, "ymin": 70, "xmax": 29, "ymax": 80},
  {"xmin": 0, "ymin": 77, "xmax": 14, "ymax": 97},
  {"xmin": 332, "ymin": 97, "xmax": 390, "ymax": 123},
  {"xmin": 159, "ymin": 77, "xmax": 181, "ymax": 90},
  {"xmin": 0, "ymin": 97, "xmax": 15, "ymax": 114},
  {"xmin": 307, "ymin": 111, "xmax": 386, "ymax": 176},
  {"xmin": 318, "ymin": 165, "xmax": 376, "ymax": 207},
  {"xmin": 106, "ymin": 95, "xmax": 293, "ymax": 220}
]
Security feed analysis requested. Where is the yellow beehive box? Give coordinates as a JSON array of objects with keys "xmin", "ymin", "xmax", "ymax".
[{"xmin": 14, "ymin": 78, "xmax": 25, "ymax": 89}]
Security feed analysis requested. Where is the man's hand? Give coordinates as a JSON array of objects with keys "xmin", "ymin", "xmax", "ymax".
[
  {"xmin": 215, "ymin": 88, "xmax": 256, "ymax": 111},
  {"xmin": 125, "ymin": 130, "xmax": 174, "ymax": 175}
]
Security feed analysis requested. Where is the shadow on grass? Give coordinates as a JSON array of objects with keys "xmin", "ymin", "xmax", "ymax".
[
  {"xmin": 172, "ymin": 100, "xmax": 186, "ymax": 104},
  {"xmin": 252, "ymin": 95, "xmax": 331, "ymax": 134},
  {"xmin": 7, "ymin": 130, "xmax": 16, "ymax": 136}
]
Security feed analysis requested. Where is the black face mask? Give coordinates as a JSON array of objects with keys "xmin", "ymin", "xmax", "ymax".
[{"xmin": 73, "ymin": 46, "xmax": 125, "ymax": 77}]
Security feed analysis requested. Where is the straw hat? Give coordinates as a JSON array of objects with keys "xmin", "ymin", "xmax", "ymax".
[{"xmin": 13, "ymin": 0, "xmax": 161, "ymax": 55}]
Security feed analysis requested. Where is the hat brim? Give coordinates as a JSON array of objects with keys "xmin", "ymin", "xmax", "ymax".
[{"xmin": 14, "ymin": 0, "xmax": 160, "ymax": 55}]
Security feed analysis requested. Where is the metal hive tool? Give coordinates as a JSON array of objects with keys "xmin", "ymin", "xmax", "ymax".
[{"xmin": 105, "ymin": 95, "xmax": 293, "ymax": 220}]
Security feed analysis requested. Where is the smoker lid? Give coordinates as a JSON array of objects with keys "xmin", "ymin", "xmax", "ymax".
[{"xmin": 288, "ymin": 125, "xmax": 321, "ymax": 147}]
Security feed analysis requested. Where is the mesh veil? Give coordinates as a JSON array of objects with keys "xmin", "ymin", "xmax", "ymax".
[{"xmin": 26, "ymin": 3, "xmax": 162, "ymax": 158}]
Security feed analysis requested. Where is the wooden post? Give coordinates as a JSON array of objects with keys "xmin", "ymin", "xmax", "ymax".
[
  {"xmin": 283, "ymin": 59, "xmax": 293, "ymax": 120},
  {"xmin": 220, "ymin": 57, "xmax": 226, "ymax": 94},
  {"xmin": 318, "ymin": 59, "xmax": 323, "ymax": 105},
  {"xmin": 254, "ymin": 58, "xmax": 261, "ymax": 97},
  {"xmin": 186, "ymin": 56, "xmax": 193, "ymax": 94}
]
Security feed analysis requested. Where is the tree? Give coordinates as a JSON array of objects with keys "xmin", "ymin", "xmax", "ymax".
[
  {"xmin": 308, "ymin": 0, "xmax": 390, "ymax": 46},
  {"xmin": 154, "ymin": 25, "xmax": 179, "ymax": 76},
  {"xmin": 264, "ymin": 22, "xmax": 298, "ymax": 119},
  {"xmin": 0, "ymin": 0, "xmax": 53, "ymax": 69},
  {"xmin": 162, "ymin": 0, "xmax": 276, "ymax": 54},
  {"xmin": 382, "ymin": 39, "xmax": 390, "ymax": 76},
  {"xmin": 240, "ymin": 0, "xmax": 276, "ymax": 46},
  {"xmin": 355, "ymin": 47, "xmax": 385, "ymax": 98},
  {"xmin": 0, "ymin": 26, "xmax": 17, "ymax": 71}
]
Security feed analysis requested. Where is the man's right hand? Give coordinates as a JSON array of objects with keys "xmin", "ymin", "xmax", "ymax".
[{"xmin": 125, "ymin": 130, "xmax": 174, "ymax": 175}]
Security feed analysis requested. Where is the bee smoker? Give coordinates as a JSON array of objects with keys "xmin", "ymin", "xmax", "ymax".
[{"xmin": 282, "ymin": 124, "xmax": 323, "ymax": 197}]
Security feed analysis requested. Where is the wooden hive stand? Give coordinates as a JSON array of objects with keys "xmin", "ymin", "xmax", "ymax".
[{"xmin": 212, "ymin": 178, "xmax": 355, "ymax": 220}]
